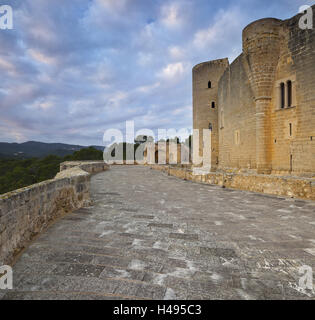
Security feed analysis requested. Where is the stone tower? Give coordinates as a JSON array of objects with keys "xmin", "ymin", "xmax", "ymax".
[
  {"xmin": 242, "ymin": 18, "xmax": 282, "ymax": 174},
  {"xmin": 192, "ymin": 58, "xmax": 229, "ymax": 169},
  {"xmin": 193, "ymin": 7, "xmax": 314, "ymax": 176}
]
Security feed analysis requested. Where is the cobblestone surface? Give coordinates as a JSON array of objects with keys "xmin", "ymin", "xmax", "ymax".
[{"xmin": 1, "ymin": 166, "xmax": 315, "ymax": 300}]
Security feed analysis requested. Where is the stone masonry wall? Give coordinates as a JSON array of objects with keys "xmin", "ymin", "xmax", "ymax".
[
  {"xmin": 193, "ymin": 59, "xmax": 229, "ymax": 169},
  {"xmin": 149, "ymin": 165, "xmax": 315, "ymax": 201},
  {"xmin": 60, "ymin": 161, "xmax": 109, "ymax": 174},
  {"xmin": 197, "ymin": 6, "xmax": 315, "ymax": 176},
  {"xmin": 218, "ymin": 54, "xmax": 256, "ymax": 170},
  {"xmin": 270, "ymin": 10, "xmax": 315, "ymax": 176},
  {"xmin": 0, "ymin": 161, "xmax": 109, "ymax": 265}
]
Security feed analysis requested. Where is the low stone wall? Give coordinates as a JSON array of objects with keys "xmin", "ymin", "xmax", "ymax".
[
  {"xmin": 149, "ymin": 165, "xmax": 315, "ymax": 201},
  {"xmin": 0, "ymin": 161, "xmax": 109, "ymax": 265},
  {"xmin": 60, "ymin": 160, "xmax": 108, "ymax": 173}
]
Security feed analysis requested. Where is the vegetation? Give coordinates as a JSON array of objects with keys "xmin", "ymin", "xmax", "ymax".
[
  {"xmin": 63, "ymin": 146, "xmax": 103, "ymax": 161},
  {"xmin": 0, "ymin": 147, "xmax": 103, "ymax": 195},
  {"xmin": 0, "ymin": 141, "xmax": 103, "ymax": 158}
]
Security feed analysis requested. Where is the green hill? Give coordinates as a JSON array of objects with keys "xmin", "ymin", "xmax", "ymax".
[
  {"xmin": 0, "ymin": 147, "xmax": 104, "ymax": 195},
  {"xmin": 0, "ymin": 141, "xmax": 104, "ymax": 159}
]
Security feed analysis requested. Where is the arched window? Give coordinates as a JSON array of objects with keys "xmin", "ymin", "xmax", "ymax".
[
  {"xmin": 287, "ymin": 80, "xmax": 292, "ymax": 107},
  {"xmin": 280, "ymin": 82, "xmax": 285, "ymax": 109},
  {"xmin": 211, "ymin": 101, "xmax": 215, "ymax": 108},
  {"xmin": 208, "ymin": 81, "xmax": 211, "ymax": 89}
]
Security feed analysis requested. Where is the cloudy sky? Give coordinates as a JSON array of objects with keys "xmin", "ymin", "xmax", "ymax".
[{"xmin": 0, "ymin": 0, "xmax": 312, "ymax": 146}]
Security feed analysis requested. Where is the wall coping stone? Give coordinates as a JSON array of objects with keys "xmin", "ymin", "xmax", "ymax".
[{"xmin": 149, "ymin": 164, "xmax": 315, "ymax": 201}]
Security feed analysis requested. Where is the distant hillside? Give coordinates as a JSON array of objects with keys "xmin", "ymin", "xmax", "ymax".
[
  {"xmin": 0, "ymin": 141, "xmax": 104, "ymax": 159},
  {"xmin": 0, "ymin": 147, "xmax": 104, "ymax": 195}
]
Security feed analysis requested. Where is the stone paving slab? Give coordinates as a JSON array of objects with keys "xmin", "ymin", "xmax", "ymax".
[{"xmin": 1, "ymin": 166, "xmax": 315, "ymax": 300}]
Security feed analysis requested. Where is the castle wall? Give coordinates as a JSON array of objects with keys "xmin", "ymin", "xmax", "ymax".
[
  {"xmin": 193, "ymin": 59, "xmax": 229, "ymax": 169},
  {"xmin": 218, "ymin": 55, "xmax": 256, "ymax": 171},
  {"xmin": 269, "ymin": 11, "xmax": 315, "ymax": 176},
  {"xmin": 149, "ymin": 164, "xmax": 315, "ymax": 201},
  {"xmin": 242, "ymin": 18, "xmax": 283, "ymax": 174},
  {"xmin": 212, "ymin": 8, "xmax": 315, "ymax": 176}
]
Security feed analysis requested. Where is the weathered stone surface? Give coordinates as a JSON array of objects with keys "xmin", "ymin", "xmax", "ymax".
[
  {"xmin": 59, "ymin": 161, "xmax": 108, "ymax": 174},
  {"xmin": 1, "ymin": 166, "xmax": 314, "ymax": 300},
  {"xmin": 150, "ymin": 165, "xmax": 315, "ymax": 200},
  {"xmin": 0, "ymin": 161, "xmax": 109, "ymax": 265},
  {"xmin": 193, "ymin": 6, "xmax": 315, "ymax": 176}
]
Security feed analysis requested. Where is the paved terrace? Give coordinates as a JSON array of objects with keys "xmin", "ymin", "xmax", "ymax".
[{"xmin": 1, "ymin": 166, "xmax": 315, "ymax": 300}]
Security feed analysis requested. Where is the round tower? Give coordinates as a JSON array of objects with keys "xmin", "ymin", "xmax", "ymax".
[
  {"xmin": 192, "ymin": 58, "xmax": 229, "ymax": 169},
  {"xmin": 242, "ymin": 18, "xmax": 282, "ymax": 174}
]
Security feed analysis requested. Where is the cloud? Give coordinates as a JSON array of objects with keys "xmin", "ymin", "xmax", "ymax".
[
  {"xmin": 27, "ymin": 49, "xmax": 58, "ymax": 65},
  {"xmin": 168, "ymin": 46, "xmax": 185, "ymax": 60},
  {"xmin": 136, "ymin": 82, "xmax": 160, "ymax": 94},
  {"xmin": 0, "ymin": 0, "xmax": 299, "ymax": 145},
  {"xmin": 0, "ymin": 57, "xmax": 16, "ymax": 74},
  {"xmin": 38, "ymin": 101, "xmax": 54, "ymax": 110},
  {"xmin": 157, "ymin": 62, "xmax": 187, "ymax": 81},
  {"xmin": 193, "ymin": 6, "xmax": 245, "ymax": 58},
  {"xmin": 96, "ymin": 0, "xmax": 129, "ymax": 14},
  {"xmin": 160, "ymin": 2, "xmax": 183, "ymax": 29},
  {"xmin": 107, "ymin": 91, "xmax": 129, "ymax": 108},
  {"xmin": 137, "ymin": 52, "xmax": 153, "ymax": 66},
  {"xmin": 172, "ymin": 105, "xmax": 191, "ymax": 116}
]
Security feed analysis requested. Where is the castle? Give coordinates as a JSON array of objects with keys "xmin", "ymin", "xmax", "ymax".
[{"xmin": 193, "ymin": 7, "xmax": 315, "ymax": 177}]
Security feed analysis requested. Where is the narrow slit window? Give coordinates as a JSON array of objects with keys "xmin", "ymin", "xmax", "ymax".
[
  {"xmin": 280, "ymin": 82, "xmax": 285, "ymax": 109},
  {"xmin": 209, "ymin": 123, "xmax": 212, "ymax": 131},
  {"xmin": 208, "ymin": 81, "xmax": 211, "ymax": 89},
  {"xmin": 211, "ymin": 101, "xmax": 215, "ymax": 108},
  {"xmin": 289, "ymin": 123, "xmax": 292, "ymax": 136},
  {"xmin": 287, "ymin": 80, "xmax": 292, "ymax": 107},
  {"xmin": 234, "ymin": 130, "xmax": 240, "ymax": 145},
  {"xmin": 220, "ymin": 110, "xmax": 224, "ymax": 128}
]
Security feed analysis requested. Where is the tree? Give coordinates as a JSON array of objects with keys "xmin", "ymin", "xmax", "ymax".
[{"xmin": 0, "ymin": 147, "xmax": 104, "ymax": 195}]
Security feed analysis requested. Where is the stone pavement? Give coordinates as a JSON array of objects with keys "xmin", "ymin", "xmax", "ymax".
[{"xmin": 1, "ymin": 166, "xmax": 315, "ymax": 300}]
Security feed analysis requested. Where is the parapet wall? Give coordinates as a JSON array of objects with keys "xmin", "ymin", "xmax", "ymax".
[
  {"xmin": 0, "ymin": 161, "xmax": 109, "ymax": 265},
  {"xmin": 149, "ymin": 165, "xmax": 315, "ymax": 201},
  {"xmin": 60, "ymin": 161, "xmax": 109, "ymax": 173}
]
